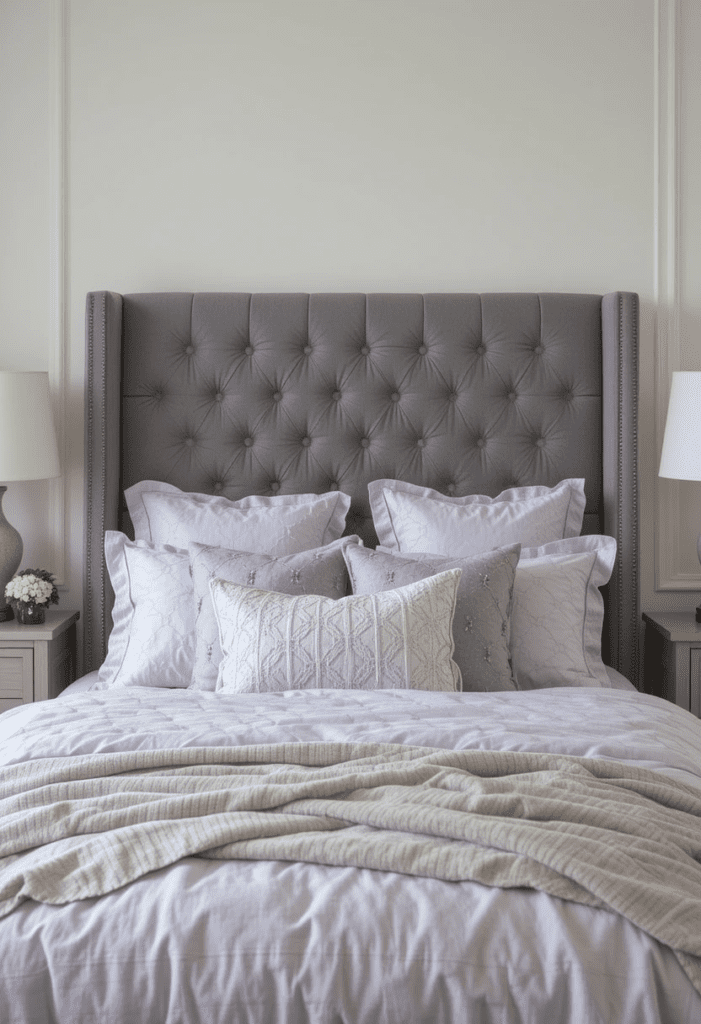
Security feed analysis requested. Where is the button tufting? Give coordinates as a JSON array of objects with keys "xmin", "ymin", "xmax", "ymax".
[
  {"xmin": 301, "ymin": 436, "xmax": 311, "ymax": 447},
  {"xmin": 215, "ymin": 392, "xmax": 223, "ymax": 402},
  {"xmin": 508, "ymin": 391, "xmax": 517, "ymax": 402},
  {"xmin": 185, "ymin": 345, "xmax": 194, "ymax": 356},
  {"xmin": 360, "ymin": 345, "xmax": 370, "ymax": 356},
  {"xmin": 270, "ymin": 481, "xmax": 280, "ymax": 492},
  {"xmin": 535, "ymin": 438, "xmax": 545, "ymax": 448},
  {"xmin": 476, "ymin": 438, "xmax": 486, "ymax": 449},
  {"xmin": 477, "ymin": 344, "xmax": 486, "ymax": 355},
  {"xmin": 360, "ymin": 437, "xmax": 370, "ymax": 448},
  {"xmin": 533, "ymin": 344, "xmax": 544, "ymax": 355},
  {"xmin": 213, "ymin": 481, "xmax": 223, "ymax": 493},
  {"xmin": 448, "ymin": 390, "xmax": 458, "ymax": 402},
  {"xmin": 303, "ymin": 345, "xmax": 312, "ymax": 355},
  {"xmin": 418, "ymin": 345, "xmax": 427, "ymax": 355},
  {"xmin": 272, "ymin": 391, "xmax": 282, "ymax": 402},
  {"xmin": 243, "ymin": 437, "xmax": 253, "ymax": 448},
  {"xmin": 390, "ymin": 392, "xmax": 400, "ymax": 402},
  {"xmin": 245, "ymin": 346, "xmax": 253, "ymax": 356},
  {"xmin": 417, "ymin": 438, "xmax": 426, "ymax": 449},
  {"xmin": 447, "ymin": 484, "xmax": 457, "ymax": 494},
  {"xmin": 332, "ymin": 390, "xmax": 341, "ymax": 401},
  {"xmin": 185, "ymin": 438, "xmax": 195, "ymax": 448}
]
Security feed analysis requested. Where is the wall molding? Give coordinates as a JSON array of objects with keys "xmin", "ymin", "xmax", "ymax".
[
  {"xmin": 654, "ymin": 0, "xmax": 695, "ymax": 589},
  {"xmin": 48, "ymin": 0, "xmax": 67, "ymax": 586}
]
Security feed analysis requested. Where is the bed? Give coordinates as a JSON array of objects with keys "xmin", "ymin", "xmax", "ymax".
[{"xmin": 1, "ymin": 290, "xmax": 700, "ymax": 1023}]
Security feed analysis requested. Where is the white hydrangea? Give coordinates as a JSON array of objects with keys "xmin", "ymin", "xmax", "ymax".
[{"xmin": 5, "ymin": 574, "xmax": 53, "ymax": 605}]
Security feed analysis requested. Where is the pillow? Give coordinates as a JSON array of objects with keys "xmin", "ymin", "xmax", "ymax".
[
  {"xmin": 377, "ymin": 534, "xmax": 616, "ymax": 690},
  {"xmin": 512, "ymin": 535, "xmax": 616, "ymax": 689},
  {"xmin": 210, "ymin": 569, "xmax": 463, "ymax": 694},
  {"xmin": 343, "ymin": 543, "xmax": 520, "ymax": 692},
  {"xmin": 125, "ymin": 480, "xmax": 351, "ymax": 553},
  {"xmin": 189, "ymin": 535, "xmax": 362, "ymax": 691},
  {"xmin": 95, "ymin": 532, "xmax": 194, "ymax": 689},
  {"xmin": 368, "ymin": 478, "xmax": 586, "ymax": 556}
]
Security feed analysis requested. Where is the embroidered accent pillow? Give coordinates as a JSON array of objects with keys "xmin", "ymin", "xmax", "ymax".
[
  {"xmin": 125, "ymin": 480, "xmax": 351, "ymax": 553},
  {"xmin": 344, "ymin": 543, "xmax": 520, "ymax": 692},
  {"xmin": 210, "ymin": 569, "xmax": 462, "ymax": 693},
  {"xmin": 368, "ymin": 478, "xmax": 585, "ymax": 556},
  {"xmin": 189, "ymin": 536, "xmax": 361, "ymax": 691}
]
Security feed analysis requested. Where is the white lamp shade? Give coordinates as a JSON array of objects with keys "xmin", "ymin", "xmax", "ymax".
[
  {"xmin": 0, "ymin": 372, "xmax": 60, "ymax": 482},
  {"xmin": 659, "ymin": 371, "xmax": 701, "ymax": 480}
]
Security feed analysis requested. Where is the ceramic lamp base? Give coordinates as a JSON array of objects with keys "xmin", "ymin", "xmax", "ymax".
[{"xmin": 0, "ymin": 486, "xmax": 22, "ymax": 622}]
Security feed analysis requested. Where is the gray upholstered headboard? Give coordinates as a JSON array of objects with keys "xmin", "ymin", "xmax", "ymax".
[{"xmin": 84, "ymin": 291, "xmax": 639, "ymax": 681}]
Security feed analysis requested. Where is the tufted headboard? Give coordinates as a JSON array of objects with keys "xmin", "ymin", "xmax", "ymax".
[{"xmin": 84, "ymin": 291, "xmax": 639, "ymax": 681}]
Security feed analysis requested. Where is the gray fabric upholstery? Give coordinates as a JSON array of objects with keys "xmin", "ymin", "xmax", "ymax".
[{"xmin": 84, "ymin": 291, "xmax": 639, "ymax": 681}]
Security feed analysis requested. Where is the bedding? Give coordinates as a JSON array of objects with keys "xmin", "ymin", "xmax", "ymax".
[
  {"xmin": 368, "ymin": 478, "xmax": 587, "ymax": 555},
  {"xmin": 190, "ymin": 536, "xmax": 360, "ymax": 690},
  {"xmin": 377, "ymin": 536, "xmax": 616, "ymax": 690},
  {"xmin": 0, "ymin": 686, "xmax": 700, "ymax": 1024},
  {"xmin": 210, "ymin": 569, "xmax": 462, "ymax": 692},
  {"xmin": 344, "ymin": 542, "xmax": 520, "ymax": 692},
  {"xmin": 125, "ymin": 480, "xmax": 351, "ymax": 552}
]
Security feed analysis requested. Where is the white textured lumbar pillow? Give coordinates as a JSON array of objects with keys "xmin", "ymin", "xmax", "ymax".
[{"xmin": 210, "ymin": 568, "xmax": 462, "ymax": 693}]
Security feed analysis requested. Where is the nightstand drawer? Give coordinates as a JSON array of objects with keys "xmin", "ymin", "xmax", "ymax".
[{"xmin": 0, "ymin": 648, "xmax": 33, "ymax": 711}]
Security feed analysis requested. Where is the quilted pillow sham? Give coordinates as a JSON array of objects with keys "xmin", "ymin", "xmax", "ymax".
[
  {"xmin": 95, "ymin": 532, "xmax": 195, "ymax": 689},
  {"xmin": 343, "ymin": 543, "xmax": 520, "ymax": 692},
  {"xmin": 512, "ymin": 535, "xmax": 616, "ymax": 689},
  {"xmin": 189, "ymin": 536, "xmax": 362, "ymax": 691},
  {"xmin": 210, "ymin": 569, "xmax": 463, "ymax": 694},
  {"xmin": 368, "ymin": 478, "xmax": 586, "ymax": 556},
  {"xmin": 125, "ymin": 480, "xmax": 351, "ymax": 553}
]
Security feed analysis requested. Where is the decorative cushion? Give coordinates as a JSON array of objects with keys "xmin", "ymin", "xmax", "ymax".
[
  {"xmin": 125, "ymin": 480, "xmax": 351, "ymax": 553},
  {"xmin": 368, "ymin": 478, "xmax": 586, "ymax": 556},
  {"xmin": 511, "ymin": 535, "xmax": 616, "ymax": 689},
  {"xmin": 344, "ymin": 543, "xmax": 520, "ymax": 692},
  {"xmin": 210, "ymin": 569, "xmax": 463, "ymax": 694},
  {"xmin": 189, "ymin": 536, "xmax": 361, "ymax": 691},
  {"xmin": 95, "ymin": 532, "xmax": 194, "ymax": 689}
]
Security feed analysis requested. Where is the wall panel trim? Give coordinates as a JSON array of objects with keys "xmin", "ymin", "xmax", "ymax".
[
  {"xmin": 654, "ymin": 0, "xmax": 693, "ymax": 589},
  {"xmin": 48, "ymin": 0, "xmax": 67, "ymax": 586}
]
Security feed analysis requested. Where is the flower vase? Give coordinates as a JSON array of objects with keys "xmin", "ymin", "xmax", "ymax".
[{"xmin": 16, "ymin": 603, "xmax": 45, "ymax": 625}]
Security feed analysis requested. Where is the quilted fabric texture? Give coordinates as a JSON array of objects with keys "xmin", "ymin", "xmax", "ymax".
[
  {"xmin": 189, "ymin": 536, "xmax": 361, "ymax": 691},
  {"xmin": 117, "ymin": 293, "xmax": 605, "ymax": 547},
  {"xmin": 125, "ymin": 480, "xmax": 350, "ymax": 552},
  {"xmin": 96, "ymin": 532, "xmax": 194, "ymax": 689},
  {"xmin": 369, "ymin": 478, "xmax": 585, "ymax": 556},
  {"xmin": 511, "ymin": 536, "xmax": 617, "ymax": 689},
  {"xmin": 344, "ymin": 543, "xmax": 520, "ymax": 692},
  {"xmin": 210, "ymin": 570, "xmax": 462, "ymax": 693}
]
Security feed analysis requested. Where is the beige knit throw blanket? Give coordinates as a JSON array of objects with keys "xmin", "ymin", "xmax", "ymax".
[{"xmin": 2, "ymin": 742, "xmax": 701, "ymax": 994}]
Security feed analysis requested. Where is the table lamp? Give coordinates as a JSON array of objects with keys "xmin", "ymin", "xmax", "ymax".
[
  {"xmin": 659, "ymin": 370, "xmax": 701, "ymax": 620},
  {"xmin": 0, "ymin": 372, "xmax": 60, "ymax": 621}
]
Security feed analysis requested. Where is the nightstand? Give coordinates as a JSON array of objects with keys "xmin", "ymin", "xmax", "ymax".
[
  {"xmin": 0, "ymin": 609, "xmax": 79, "ymax": 712},
  {"xmin": 642, "ymin": 611, "xmax": 701, "ymax": 717}
]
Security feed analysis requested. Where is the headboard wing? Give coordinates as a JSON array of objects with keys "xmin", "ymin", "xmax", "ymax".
[{"xmin": 84, "ymin": 291, "xmax": 639, "ymax": 681}]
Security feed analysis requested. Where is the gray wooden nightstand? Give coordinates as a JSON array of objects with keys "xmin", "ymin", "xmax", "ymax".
[
  {"xmin": 642, "ymin": 611, "xmax": 701, "ymax": 717},
  {"xmin": 0, "ymin": 609, "xmax": 79, "ymax": 712}
]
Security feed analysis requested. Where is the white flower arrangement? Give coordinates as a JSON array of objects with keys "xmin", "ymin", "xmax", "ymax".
[{"xmin": 5, "ymin": 569, "xmax": 59, "ymax": 610}]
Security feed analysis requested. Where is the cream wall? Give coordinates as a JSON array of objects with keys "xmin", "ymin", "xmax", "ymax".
[{"xmin": 1, "ymin": 0, "xmax": 697, "ymax": 674}]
